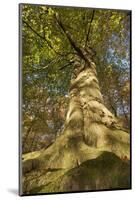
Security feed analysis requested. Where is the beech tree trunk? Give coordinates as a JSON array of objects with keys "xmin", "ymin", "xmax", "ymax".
[{"xmin": 22, "ymin": 57, "xmax": 130, "ymax": 194}]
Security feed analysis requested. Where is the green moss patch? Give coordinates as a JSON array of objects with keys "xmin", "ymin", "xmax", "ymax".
[{"xmin": 23, "ymin": 151, "xmax": 130, "ymax": 194}]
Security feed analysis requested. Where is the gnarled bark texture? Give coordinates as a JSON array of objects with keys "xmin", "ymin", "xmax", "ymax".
[{"xmin": 22, "ymin": 58, "xmax": 130, "ymax": 194}]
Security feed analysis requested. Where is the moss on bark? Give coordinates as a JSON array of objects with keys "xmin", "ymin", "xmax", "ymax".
[
  {"xmin": 23, "ymin": 151, "xmax": 130, "ymax": 194},
  {"xmin": 21, "ymin": 63, "xmax": 130, "ymax": 194}
]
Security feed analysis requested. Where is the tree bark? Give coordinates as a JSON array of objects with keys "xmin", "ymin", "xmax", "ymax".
[{"xmin": 22, "ymin": 58, "xmax": 130, "ymax": 194}]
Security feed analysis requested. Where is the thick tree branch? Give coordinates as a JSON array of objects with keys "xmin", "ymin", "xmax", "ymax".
[
  {"xmin": 85, "ymin": 10, "xmax": 95, "ymax": 47},
  {"xmin": 55, "ymin": 13, "xmax": 90, "ymax": 63}
]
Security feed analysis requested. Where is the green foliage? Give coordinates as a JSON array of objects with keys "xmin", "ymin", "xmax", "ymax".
[
  {"xmin": 21, "ymin": 4, "xmax": 130, "ymax": 153},
  {"xmin": 20, "ymin": 5, "xmax": 130, "ymax": 194}
]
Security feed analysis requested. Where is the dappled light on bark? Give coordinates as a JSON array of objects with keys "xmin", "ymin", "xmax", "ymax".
[
  {"xmin": 22, "ymin": 58, "xmax": 130, "ymax": 194},
  {"xmin": 20, "ymin": 5, "xmax": 130, "ymax": 195}
]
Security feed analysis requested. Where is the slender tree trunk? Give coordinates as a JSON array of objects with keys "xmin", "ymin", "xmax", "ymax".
[{"xmin": 22, "ymin": 121, "xmax": 34, "ymax": 153}]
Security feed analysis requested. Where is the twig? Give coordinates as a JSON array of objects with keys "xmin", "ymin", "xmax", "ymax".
[
  {"xmin": 59, "ymin": 61, "xmax": 74, "ymax": 70},
  {"xmin": 23, "ymin": 19, "xmax": 63, "ymax": 56}
]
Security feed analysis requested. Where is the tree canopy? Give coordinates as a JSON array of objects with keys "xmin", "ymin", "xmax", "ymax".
[
  {"xmin": 21, "ymin": 4, "xmax": 130, "ymax": 153},
  {"xmin": 20, "ymin": 4, "xmax": 131, "ymax": 195}
]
